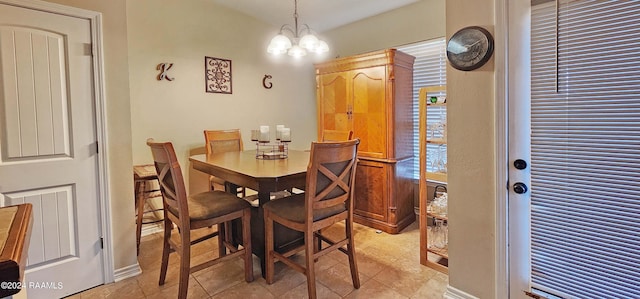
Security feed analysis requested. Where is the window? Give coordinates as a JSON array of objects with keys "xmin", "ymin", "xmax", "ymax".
[
  {"xmin": 397, "ymin": 38, "xmax": 447, "ymax": 179},
  {"xmin": 531, "ymin": 1, "xmax": 640, "ymax": 297}
]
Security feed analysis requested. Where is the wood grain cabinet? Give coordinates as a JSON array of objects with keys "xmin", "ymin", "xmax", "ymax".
[{"xmin": 315, "ymin": 49, "xmax": 415, "ymax": 234}]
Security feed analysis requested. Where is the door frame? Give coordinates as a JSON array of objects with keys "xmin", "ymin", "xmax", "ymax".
[
  {"xmin": 0, "ymin": 0, "xmax": 114, "ymax": 283},
  {"xmin": 494, "ymin": 0, "xmax": 510, "ymax": 297},
  {"xmin": 495, "ymin": 0, "xmax": 532, "ymax": 298}
]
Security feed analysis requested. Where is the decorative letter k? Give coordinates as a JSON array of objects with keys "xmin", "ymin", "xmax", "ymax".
[{"xmin": 157, "ymin": 63, "xmax": 174, "ymax": 81}]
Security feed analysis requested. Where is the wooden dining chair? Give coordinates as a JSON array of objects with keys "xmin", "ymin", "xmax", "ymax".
[
  {"xmin": 204, "ymin": 129, "xmax": 246, "ymax": 196},
  {"xmin": 147, "ymin": 139, "xmax": 253, "ymax": 299},
  {"xmin": 133, "ymin": 164, "xmax": 163, "ymax": 255},
  {"xmin": 321, "ymin": 129, "xmax": 354, "ymax": 141},
  {"xmin": 263, "ymin": 139, "xmax": 360, "ymax": 299}
]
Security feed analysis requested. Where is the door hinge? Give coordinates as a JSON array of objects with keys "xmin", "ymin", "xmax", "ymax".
[
  {"xmin": 95, "ymin": 141, "xmax": 99, "ymax": 154},
  {"xmin": 100, "ymin": 237, "xmax": 104, "ymax": 249},
  {"xmin": 83, "ymin": 43, "xmax": 93, "ymax": 56},
  {"xmin": 525, "ymin": 290, "xmax": 547, "ymax": 299}
]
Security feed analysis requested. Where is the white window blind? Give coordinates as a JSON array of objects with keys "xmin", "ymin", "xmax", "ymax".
[
  {"xmin": 531, "ymin": 1, "xmax": 640, "ymax": 298},
  {"xmin": 397, "ymin": 38, "xmax": 446, "ymax": 179}
]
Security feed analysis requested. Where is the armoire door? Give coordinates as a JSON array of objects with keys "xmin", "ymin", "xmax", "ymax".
[
  {"xmin": 354, "ymin": 160, "xmax": 388, "ymax": 222},
  {"xmin": 350, "ymin": 66, "xmax": 387, "ymax": 159},
  {"xmin": 316, "ymin": 72, "xmax": 350, "ymax": 139}
]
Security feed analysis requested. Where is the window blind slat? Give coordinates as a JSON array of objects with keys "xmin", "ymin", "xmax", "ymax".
[
  {"xmin": 531, "ymin": 1, "xmax": 640, "ymax": 297},
  {"xmin": 397, "ymin": 39, "xmax": 446, "ymax": 179}
]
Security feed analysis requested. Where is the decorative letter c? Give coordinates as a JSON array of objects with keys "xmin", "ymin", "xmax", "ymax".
[{"xmin": 263, "ymin": 74, "xmax": 273, "ymax": 89}]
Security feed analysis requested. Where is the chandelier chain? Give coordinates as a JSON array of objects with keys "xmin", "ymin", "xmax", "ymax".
[{"xmin": 293, "ymin": 0, "xmax": 299, "ymax": 37}]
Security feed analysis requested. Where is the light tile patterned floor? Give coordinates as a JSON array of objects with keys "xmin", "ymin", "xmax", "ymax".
[{"xmin": 67, "ymin": 221, "xmax": 448, "ymax": 298}]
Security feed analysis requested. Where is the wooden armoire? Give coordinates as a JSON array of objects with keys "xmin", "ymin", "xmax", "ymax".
[{"xmin": 314, "ymin": 49, "xmax": 415, "ymax": 234}]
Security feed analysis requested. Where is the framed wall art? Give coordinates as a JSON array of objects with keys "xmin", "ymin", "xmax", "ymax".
[{"xmin": 205, "ymin": 56, "xmax": 232, "ymax": 94}]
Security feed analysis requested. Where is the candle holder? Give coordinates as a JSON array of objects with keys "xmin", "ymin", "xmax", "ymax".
[{"xmin": 255, "ymin": 140, "xmax": 289, "ymax": 159}]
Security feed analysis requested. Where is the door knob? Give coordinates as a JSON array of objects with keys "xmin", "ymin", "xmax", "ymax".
[
  {"xmin": 514, "ymin": 159, "xmax": 527, "ymax": 170},
  {"xmin": 513, "ymin": 182, "xmax": 528, "ymax": 194}
]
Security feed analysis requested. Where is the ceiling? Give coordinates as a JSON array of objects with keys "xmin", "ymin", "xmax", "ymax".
[{"xmin": 212, "ymin": 0, "xmax": 419, "ymax": 33}]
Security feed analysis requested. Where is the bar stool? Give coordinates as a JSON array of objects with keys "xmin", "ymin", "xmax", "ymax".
[{"xmin": 134, "ymin": 164, "xmax": 163, "ymax": 255}]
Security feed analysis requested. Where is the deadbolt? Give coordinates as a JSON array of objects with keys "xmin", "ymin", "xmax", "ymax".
[
  {"xmin": 514, "ymin": 159, "xmax": 527, "ymax": 170},
  {"xmin": 513, "ymin": 182, "xmax": 528, "ymax": 194}
]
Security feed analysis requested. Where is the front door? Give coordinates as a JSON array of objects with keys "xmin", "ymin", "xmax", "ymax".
[
  {"xmin": 0, "ymin": 3, "xmax": 104, "ymax": 298},
  {"xmin": 508, "ymin": 1, "xmax": 640, "ymax": 298},
  {"xmin": 506, "ymin": 1, "xmax": 532, "ymax": 298}
]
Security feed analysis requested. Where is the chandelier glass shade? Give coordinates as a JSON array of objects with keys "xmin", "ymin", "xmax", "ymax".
[{"xmin": 267, "ymin": 0, "xmax": 329, "ymax": 57}]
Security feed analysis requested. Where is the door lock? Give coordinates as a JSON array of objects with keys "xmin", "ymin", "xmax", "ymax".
[
  {"xmin": 514, "ymin": 159, "xmax": 527, "ymax": 170},
  {"xmin": 513, "ymin": 182, "xmax": 528, "ymax": 194}
]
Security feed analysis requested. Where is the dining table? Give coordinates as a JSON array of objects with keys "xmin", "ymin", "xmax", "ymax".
[
  {"xmin": 189, "ymin": 149, "xmax": 310, "ymax": 275},
  {"xmin": 0, "ymin": 204, "xmax": 33, "ymax": 298}
]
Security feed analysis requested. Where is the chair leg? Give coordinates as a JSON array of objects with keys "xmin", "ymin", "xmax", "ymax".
[
  {"xmin": 217, "ymin": 223, "xmax": 226, "ymax": 257},
  {"xmin": 346, "ymin": 219, "xmax": 360, "ymax": 289},
  {"xmin": 158, "ymin": 219, "xmax": 172, "ymax": 286},
  {"xmin": 264, "ymin": 209, "xmax": 275, "ymax": 284},
  {"xmin": 305, "ymin": 230, "xmax": 318, "ymax": 299},
  {"xmin": 314, "ymin": 230, "xmax": 322, "ymax": 262},
  {"xmin": 242, "ymin": 208, "xmax": 254, "ymax": 282},
  {"xmin": 135, "ymin": 181, "xmax": 145, "ymax": 255},
  {"xmin": 177, "ymin": 229, "xmax": 191, "ymax": 299},
  {"xmin": 209, "ymin": 178, "xmax": 216, "ymax": 191},
  {"xmin": 224, "ymin": 220, "xmax": 234, "ymax": 248}
]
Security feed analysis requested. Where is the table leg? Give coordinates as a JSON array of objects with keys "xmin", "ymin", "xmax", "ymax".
[
  {"xmin": 229, "ymin": 187, "xmax": 304, "ymax": 278},
  {"xmin": 252, "ymin": 190, "xmax": 271, "ymax": 277}
]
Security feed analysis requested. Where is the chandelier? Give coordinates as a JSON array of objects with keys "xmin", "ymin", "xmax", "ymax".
[{"xmin": 267, "ymin": 0, "xmax": 329, "ymax": 58}]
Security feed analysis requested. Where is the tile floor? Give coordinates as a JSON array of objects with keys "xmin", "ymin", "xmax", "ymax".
[{"xmin": 67, "ymin": 221, "xmax": 448, "ymax": 298}]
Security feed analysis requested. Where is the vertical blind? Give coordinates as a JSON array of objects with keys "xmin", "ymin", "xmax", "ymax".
[
  {"xmin": 397, "ymin": 38, "xmax": 446, "ymax": 179},
  {"xmin": 531, "ymin": 1, "xmax": 640, "ymax": 298}
]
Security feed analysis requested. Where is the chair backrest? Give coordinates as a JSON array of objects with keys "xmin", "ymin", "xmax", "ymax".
[
  {"xmin": 204, "ymin": 129, "xmax": 243, "ymax": 155},
  {"xmin": 321, "ymin": 129, "xmax": 354, "ymax": 142},
  {"xmin": 305, "ymin": 139, "xmax": 360, "ymax": 217},
  {"xmin": 146, "ymin": 138, "xmax": 189, "ymax": 228}
]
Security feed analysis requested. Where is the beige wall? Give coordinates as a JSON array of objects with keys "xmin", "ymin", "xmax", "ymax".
[
  {"xmin": 446, "ymin": 0, "xmax": 497, "ymax": 298},
  {"xmin": 127, "ymin": 0, "xmax": 320, "ymax": 189},
  {"xmin": 40, "ymin": 0, "xmax": 137, "ymax": 271},
  {"xmin": 324, "ymin": 0, "xmax": 446, "ymax": 57}
]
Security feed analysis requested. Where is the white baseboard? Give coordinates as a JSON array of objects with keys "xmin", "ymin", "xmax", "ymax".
[
  {"xmin": 141, "ymin": 222, "xmax": 164, "ymax": 237},
  {"xmin": 444, "ymin": 285, "xmax": 480, "ymax": 299},
  {"xmin": 113, "ymin": 263, "xmax": 142, "ymax": 282}
]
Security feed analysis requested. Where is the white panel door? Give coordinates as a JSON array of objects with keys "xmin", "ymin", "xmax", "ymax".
[{"xmin": 0, "ymin": 3, "xmax": 104, "ymax": 298}]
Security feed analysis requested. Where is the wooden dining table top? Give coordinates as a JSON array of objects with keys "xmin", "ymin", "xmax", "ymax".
[
  {"xmin": 189, "ymin": 150, "xmax": 310, "ymax": 201},
  {"xmin": 189, "ymin": 150, "xmax": 309, "ymax": 178}
]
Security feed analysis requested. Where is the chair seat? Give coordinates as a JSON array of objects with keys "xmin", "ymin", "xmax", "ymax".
[
  {"xmin": 168, "ymin": 191, "xmax": 250, "ymax": 221},
  {"xmin": 263, "ymin": 193, "xmax": 346, "ymax": 224}
]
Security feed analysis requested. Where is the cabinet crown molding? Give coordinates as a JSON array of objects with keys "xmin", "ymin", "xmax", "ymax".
[{"xmin": 314, "ymin": 49, "xmax": 415, "ymax": 75}]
